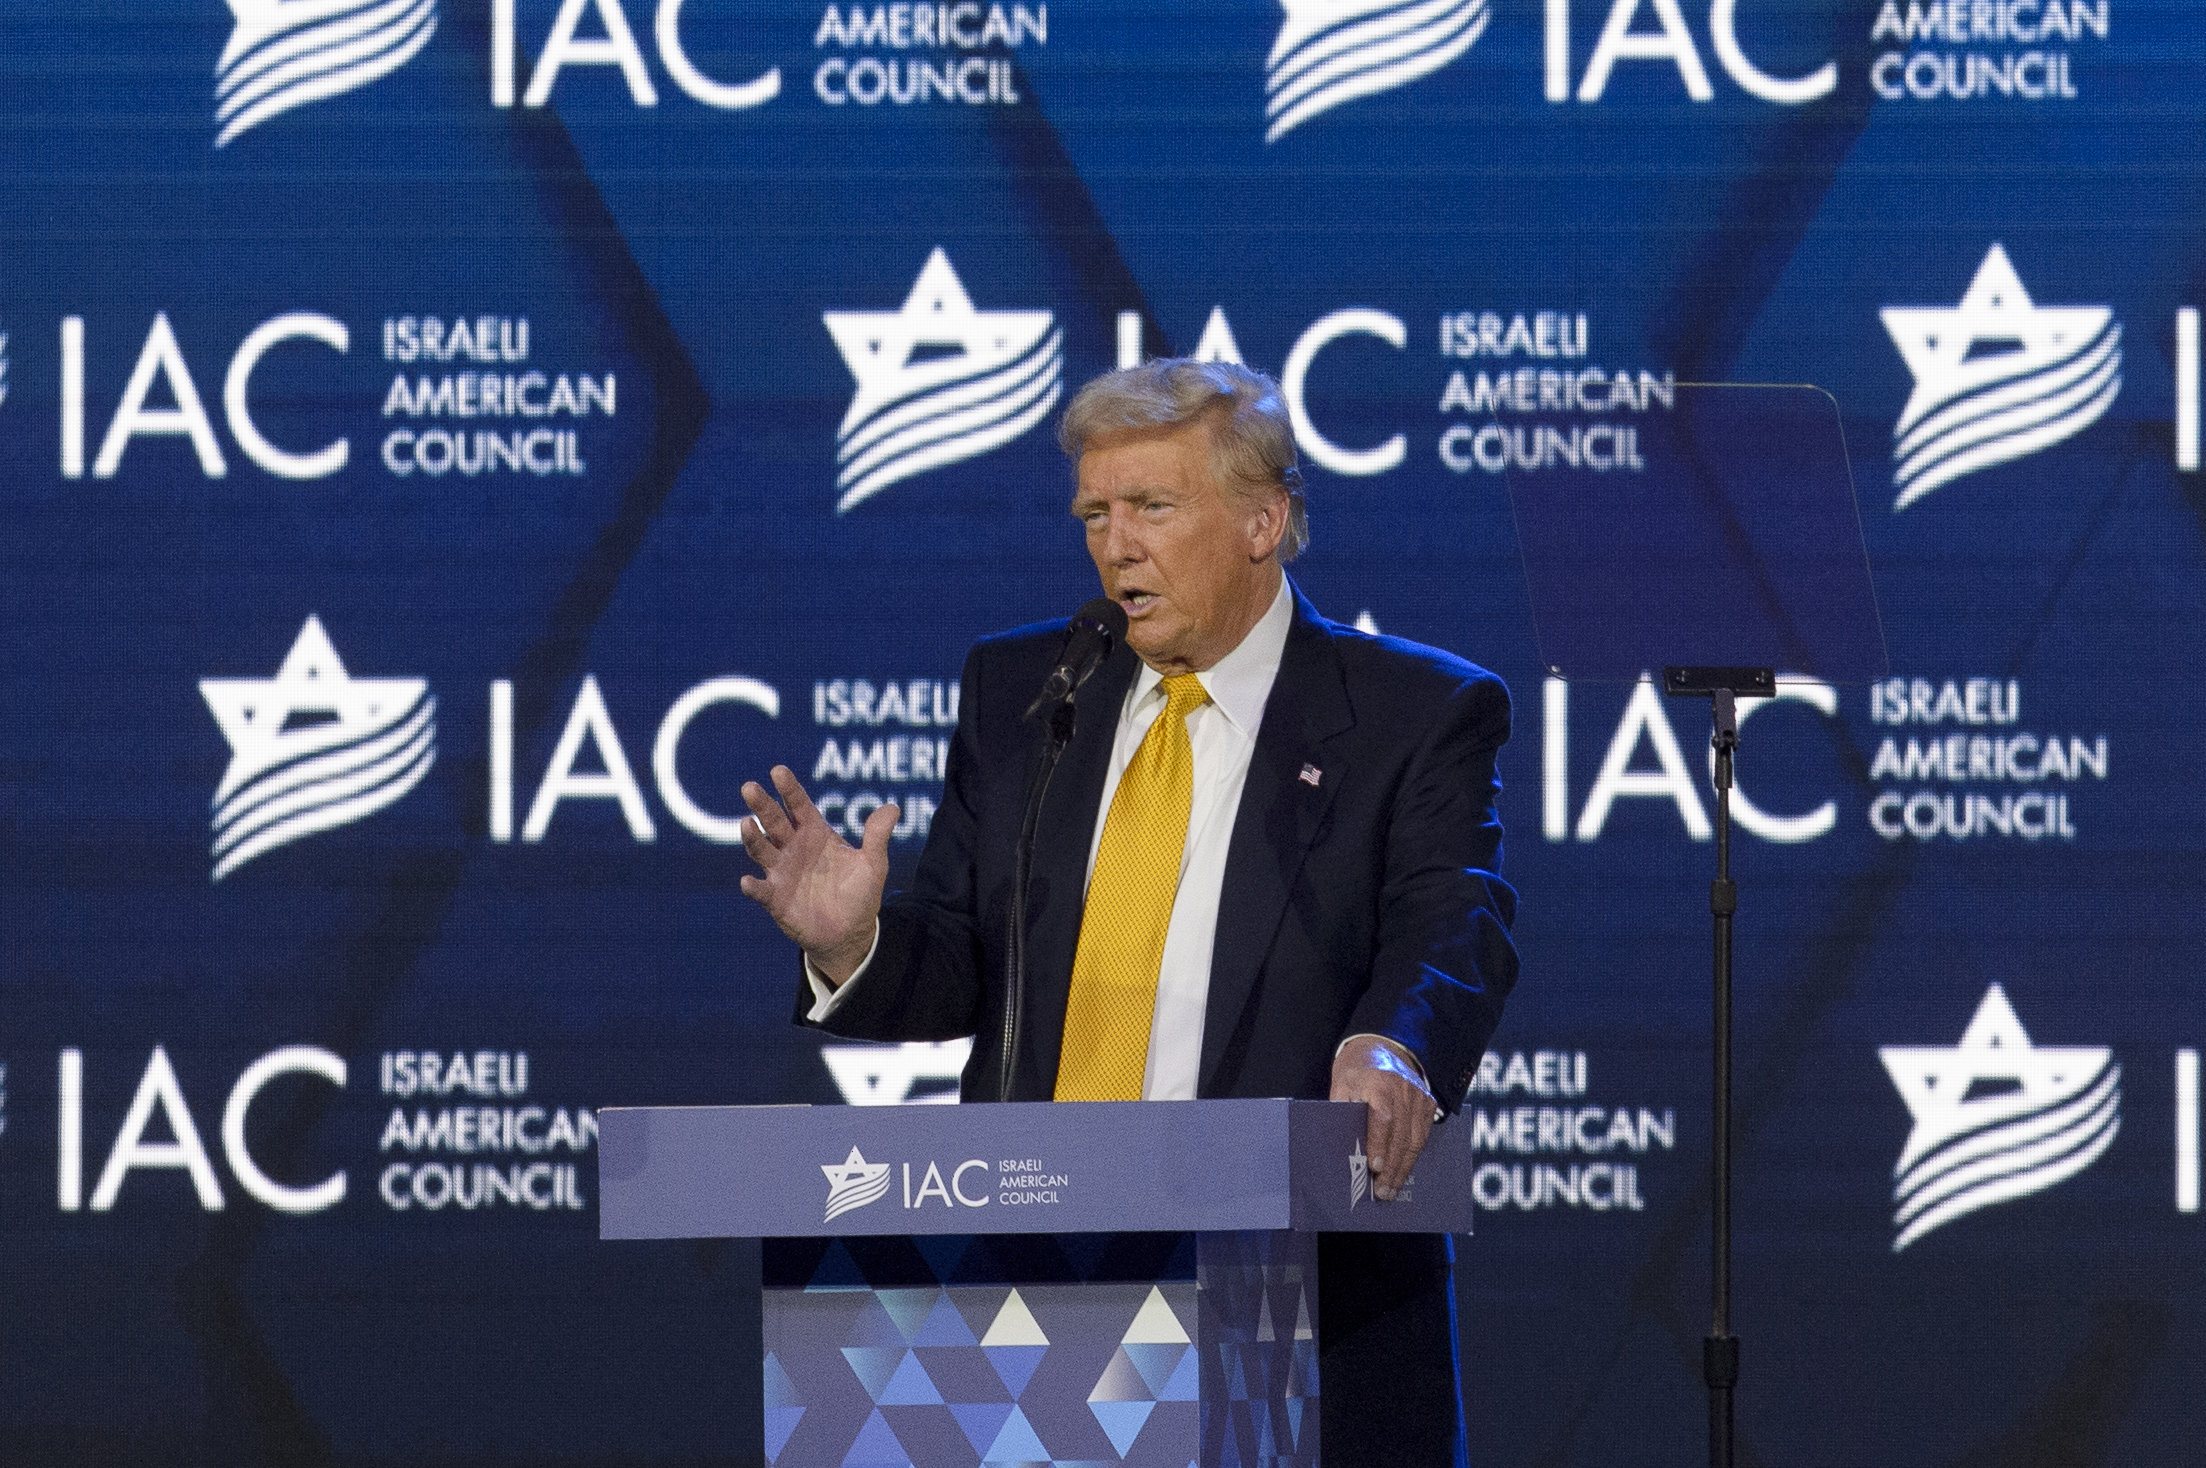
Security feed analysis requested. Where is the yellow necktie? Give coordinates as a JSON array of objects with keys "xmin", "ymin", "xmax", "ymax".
[{"xmin": 1054, "ymin": 674, "xmax": 1209, "ymax": 1102}]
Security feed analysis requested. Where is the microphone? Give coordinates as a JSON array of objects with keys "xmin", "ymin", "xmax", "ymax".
[
  {"xmin": 1001, "ymin": 596, "xmax": 1125, "ymax": 1100},
  {"xmin": 1023, "ymin": 597, "xmax": 1128, "ymax": 721}
]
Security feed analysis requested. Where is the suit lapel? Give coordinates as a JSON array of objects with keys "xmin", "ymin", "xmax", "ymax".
[
  {"xmin": 1199, "ymin": 587, "xmax": 1355, "ymax": 1094},
  {"xmin": 1017, "ymin": 638, "xmax": 1138, "ymax": 1095}
]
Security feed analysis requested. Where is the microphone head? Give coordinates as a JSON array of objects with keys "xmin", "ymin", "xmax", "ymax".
[
  {"xmin": 1072, "ymin": 596, "xmax": 1129, "ymax": 644},
  {"xmin": 1027, "ymin": 597, "xmax": 1130, "ymax": 724}
]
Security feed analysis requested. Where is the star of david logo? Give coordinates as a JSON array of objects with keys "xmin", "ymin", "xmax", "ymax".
[
  {"xmin": 199, "ymin": 616, "xmax": 436, "ymax": 879},
  {"xmin": 822, "ymin": 1146, "xmax": 894, "ymax": 1222},
  {"xmin": 820, "ymin": 249, "xmax": 1061, "ymax": 512},
  {"xmin": 1266, "ymin": 0, "xmax": 1489, "ymax": 144},
  {"xmin": 1878, "ymin": 984, "xmax": 2120, "ymax": 1250},
  {"xmin": 1879, "ymin": 244, "xmax": 2121, "ymax": 509},
  {"xmin": 216, "ymin": 0, "xmax": 440, "ymax": 148}
]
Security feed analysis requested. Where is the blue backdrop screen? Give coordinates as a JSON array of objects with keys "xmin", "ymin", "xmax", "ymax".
[{"xmin": 3, "ymin": 1, "xmax": 2202, "ymax": 1463}]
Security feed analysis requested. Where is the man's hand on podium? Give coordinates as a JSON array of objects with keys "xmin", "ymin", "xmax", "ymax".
[
  {"xmin": 738, "ymin": 765, "xmax": 895, "ymax": 986},
  {"xmin": 1330, "ymin": 1035, "xmax": 1435, "ymax": 1202}
]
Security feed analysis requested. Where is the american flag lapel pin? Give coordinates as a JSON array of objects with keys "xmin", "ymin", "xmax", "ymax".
[{"xmin": 1299, "ymin": 763, "xmax": 1322, "ymax": 787}]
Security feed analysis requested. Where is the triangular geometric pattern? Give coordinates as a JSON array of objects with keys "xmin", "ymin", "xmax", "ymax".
[
  {"xmin": 1088, "ymin": 1348, "xmax": 1152, "ymax": 1405},
  {"xmin": 1221, "ymin": 1347, "xmax": 1248, "ymax": 1401},
  {"xmin": 772, "ymin": 1359, "xmax": 816, "ymax": 1456},
  {"xmin": 1194, "ymin": 1233, "xmax": 1321, "ymax": 1468},
  {"xmin": 1090, "ymin": 1399, "xmax": 1156, "ymax": 1456},
  {"xmin": 974, "ymin": 1287, "xmax": 1052, "ymax": 1405},
  {"xmin": 805, "ymin": 1238, "xmax": 869, "ymax": 1290},
  {"xmin": 911, "ymin": 1234, "xmax": 972, "ymax": 1284},
  {"xmin": 980, "ymin": 1403, "xmax": 1049, "ymax": 1462},
  {"xmin": 915, "ymin": 1344, "xmax": 1012, "ymax": 1406},
  {"xmin": 879, "ymin": 1404, "xmax": 975, "ymax": 1465},
  {"xmin": 948, "ymin": 1287, "xmax": 1014, "ymax": 1343},
  {"xmin": 1087, "ymin": 1342, "xmax": 1189, "ymax": 1458},
  {"xmin": 840, "ymin": 1409, "xmax": 909, "ymax": 1468},
  {"xmin": 764, "ymin": 1352, "xmax": 806, "ymax": 1463},
  {"xmin": 915, "ymin": 1292, "xmax": 981, "ymax": 1346},
  {"xmin": 842, "ymin": 1346, "xmax": 908, "ymax": 1401},
  {"xmin": 877, "ymin": 1351, "xmax": 946, "ymax": 1406},
  {"xmin": 981, "ymin": 1289, "xmax": 1049, "ymax": 1345},
  {"xmin": 1123, "ymin": 1344, "xmax": 1185, "ymax": 1397},
  {"xmin": 879, "ymin": 1288, "xmax": 940, "ymax": 1343},
  {"xmin": 984, "ymin": 1345, "xmax": 1048, "ymax": 1400},
  {"xmin": 846, "ymin": 1295, "xmax": 912, "ymax": 1349},
  {"xmin": 948, "ymin": 1401, "xmax": 1017, "ymax": 1457},
  {"xmin": 766, "ymin": 1405, "xmax": 807, "ymax": 1464},
  {"xmin": 764, "ymin": 1237, "xmax": 1312, "ymax": 1468},
  {"xmin": 1123, "ymin": 1287, "xmax": 1191, "ymax": 1344},
  {"xmin": 765, "ymin": 1351, "xmax": 804, "ymax": 1408},
  {"xmin": 1158, "ymin": 1348, "xmax": 1202, "ymax": 1403}
]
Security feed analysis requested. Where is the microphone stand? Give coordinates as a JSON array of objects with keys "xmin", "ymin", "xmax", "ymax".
[
  {"xmin": 1663, "ymin": 665, "xmax": 1770, "ymax": 1468},
  {"xmin": 1000, "ymin": 697, "xmax": 1077, "ymax": 1103}
]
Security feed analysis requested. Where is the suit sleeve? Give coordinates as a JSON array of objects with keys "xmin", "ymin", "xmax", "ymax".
[
  {"xmin": 1346, "ymin": 671, "xmax": 1519, "ymax": 1115},
  {"xmin": 788, "ymin": 642, "xmax": 993, "ymax": 1043}
]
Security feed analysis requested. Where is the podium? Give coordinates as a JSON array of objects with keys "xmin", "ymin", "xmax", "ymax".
[{"xmin": 599, "ymin": 1098, "xmax": 1479, "ymax": 1468}]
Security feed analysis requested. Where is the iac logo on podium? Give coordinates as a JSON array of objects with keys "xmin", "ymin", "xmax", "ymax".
[
  {"xmin": 200, "ymin": 616, "xmax": 437, "ymax": 881},
  {"xmin": 214, "ymin": 0, "xmax": 440, "ymax": 146},
  {"xmin": 1880, "ymin": 985, "xmax": 2120, "ymax": 1252},
  {"xmin": 1881, "ymin": 244, "xmax": 2122, "ymax": 511},
  {"xmin": 822, "ymin": 1147, "xmax": 895, "ymax": 1221},
  {"xmin": 823, "ymin": 249, "xmax": 1061, "ymax": 512},
  {"xmin": 822, "ymin": 1147, "xmax": 1004, "ymax": 1217}
]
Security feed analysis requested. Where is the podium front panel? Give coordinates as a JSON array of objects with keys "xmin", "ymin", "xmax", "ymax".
[{"xmin": 761, "ymin": 1230, "xmax": 1320, "ymax": 1468}]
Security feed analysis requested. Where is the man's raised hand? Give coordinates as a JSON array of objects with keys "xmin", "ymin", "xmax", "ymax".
[{"xmin": 737, "ymin": 766, "xmax": 897, "ymax": 985}]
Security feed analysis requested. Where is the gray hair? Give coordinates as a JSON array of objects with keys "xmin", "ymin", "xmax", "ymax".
[{"xmin": 1058, "ymin": 357, "xmax": 1309, "ymax": 561}]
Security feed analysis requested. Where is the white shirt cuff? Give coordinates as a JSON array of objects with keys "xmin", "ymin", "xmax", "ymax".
[
  {"xmin": 1337, "ymin": 1032, "xmax": 1443, "ymax": 1120},
  {"xmin": 1336, "ymin": 1031, "xmax": 1428, "ymax": 1085},
  {"xmin": 803, "ymin": 921, "xmax": 882, "ymax": 1023}
]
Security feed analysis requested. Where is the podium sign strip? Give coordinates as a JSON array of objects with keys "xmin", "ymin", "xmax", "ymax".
[{"xmin": 598, "ymin": 1099, "xmax": 1478, "ymax": 1239}]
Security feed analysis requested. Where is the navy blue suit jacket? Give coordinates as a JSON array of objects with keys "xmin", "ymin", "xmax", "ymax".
[{"xmin": 802, "ymin": 583, "xmax": 1519, "ymax": 1111}]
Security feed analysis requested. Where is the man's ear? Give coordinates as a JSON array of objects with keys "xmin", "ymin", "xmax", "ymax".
[{"xmin": 1246, "ymin": 489, "xmax": 1288, "ymax": 560}]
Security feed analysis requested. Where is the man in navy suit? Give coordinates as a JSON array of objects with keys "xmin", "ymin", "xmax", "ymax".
[{"xmin": 739, "ymin": 358, "xmax": 1518, "ymax": 1466}]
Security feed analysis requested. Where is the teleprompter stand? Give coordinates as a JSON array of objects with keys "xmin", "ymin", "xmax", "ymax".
[
  {"xmin": 1662, "ymin": 667, "xmax": 1764, "ymax": 1468},
  {"xmin": 1504, "ymin": 386, "xmax": 1886, "ymax": 1468}
]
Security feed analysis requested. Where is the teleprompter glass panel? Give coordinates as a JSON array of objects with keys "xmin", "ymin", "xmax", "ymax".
[{"xmin": 1502, "ymin": 384, "xmax": 1887, "ymax": 683}]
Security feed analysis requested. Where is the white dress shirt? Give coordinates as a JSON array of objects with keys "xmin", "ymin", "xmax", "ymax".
[
  {"xmin": 807, "ymin": 578, "xmax": 1414, "ymax": 1097},
  {"xmin": 1080, "ymin": 575, "xmax": 1293, "ymax": 1097}
]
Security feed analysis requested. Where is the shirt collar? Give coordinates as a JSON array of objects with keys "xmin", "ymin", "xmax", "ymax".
[{"xmin": 1128, "ymin": 575, "xmax": 1294, "ymax": 738}]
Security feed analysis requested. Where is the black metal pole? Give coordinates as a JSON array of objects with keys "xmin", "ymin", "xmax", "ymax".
[
  {"xmin": 1706, "ymin": 687, "xmax": 1740, "ymax": 1468},
  {"xmin": 1663, "ymin": 667, "xmax": 1767, "ymax": 1468},
  {"xmin": 999, "ymin": 699, "xmax": 1075, "ymax": 1103}
]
